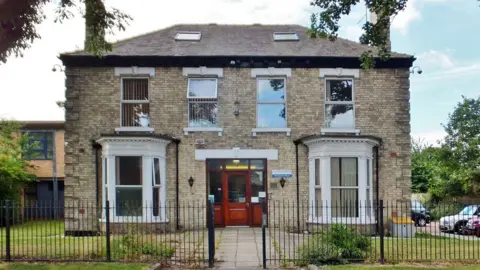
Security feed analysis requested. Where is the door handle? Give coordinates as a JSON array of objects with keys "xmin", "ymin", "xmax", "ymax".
[{"xmin": 246, "ymin": 203, "xmax": 250, "ymax": 207}]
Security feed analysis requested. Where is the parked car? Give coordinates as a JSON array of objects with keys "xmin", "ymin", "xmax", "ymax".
[
  {"xmin": 411, "ymin": 200, "xmax": 431, "ymax": 226},
  {"xmin": 439, "ymin": 205, "xmax": 480, "ymax": 233},
  {"xmin": 460, "ymin": 216, "xmax": 480, "ymax": 236}
]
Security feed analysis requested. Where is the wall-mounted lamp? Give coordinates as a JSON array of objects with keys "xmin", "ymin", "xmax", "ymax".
[
  {"xmin": 410, "ymin": 66, "xmax": 423, "ymax": 75},
  {"xmin": 52, "ymin": 64, "xmax": 65, "ymax": 72},
  {"xmin": 188, "ymin": 176, "xmax": 194, "ymax": 187},
  {"xmin": 279, "ymin": 177, "xmax": 286, "ymax": 188}
]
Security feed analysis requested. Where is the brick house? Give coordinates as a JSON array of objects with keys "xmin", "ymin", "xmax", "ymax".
[{"xmin": 60, "ymin": 24, "xmax": 414, "ymax": 233}]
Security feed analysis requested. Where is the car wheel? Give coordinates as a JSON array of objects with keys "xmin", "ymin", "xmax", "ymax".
[
  {"xmin": 455, "ymin": 221, "xmax": 467, "ymax": 233},
  {"xmin": 417, "ymin": 218, "xmax": 427, "ymax": 227}
]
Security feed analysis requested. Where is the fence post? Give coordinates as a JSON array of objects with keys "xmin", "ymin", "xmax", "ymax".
[
  {"xmin": 105, "ymin": 200, "xmax": 111, "ymax": 262},
  {"xmin": 207, "ymin": 201, "xmax": 215, "ymax": 268},
  {"xmin": 379, "ymin": 200, "xmax": 385, "ymax": 264},
  {"xmin": 5, "ymin": 200, "xmax": 11, "ymax": 262},
  {"xmin": 262, "ymin": 200, "xmax": 267, "ymax": 269}
]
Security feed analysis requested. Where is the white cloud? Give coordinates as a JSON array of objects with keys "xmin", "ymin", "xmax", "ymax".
[
  {"xmin": 0, "ymin": 0, "xmax": 312, "ymax": 121},
  {"xmin": 391, "ymin": 0, "xmax": 421, "ymax": 35},
  {"xmin": 411, "ymin": 130, "xmax": 446, "ymax": 146},
  {"xmin": 417, "ymin": 50, "xmax": 456, "ymax": 69},
  {"xmin": 341, "ymin": 25, "xmax": 363, "ymax": 42}
]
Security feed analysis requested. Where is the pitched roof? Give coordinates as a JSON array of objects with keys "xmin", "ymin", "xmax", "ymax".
[{"xmin": 64, "ymin": 24, "xmax": 411, "ymax": 58}]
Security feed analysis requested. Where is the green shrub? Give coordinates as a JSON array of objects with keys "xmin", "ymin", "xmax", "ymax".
[
  {"xmin": 297, "ymin": 242, "xmax": 345, "ymax": 266},
  {"xmin": 111, "ymin": 236, "xmax": 175, "ymax": 259},
  {"xmin": 326, "ymin": 224, "xmax": 371, "ymax": 259},
  {"xmin": 427, "ymin": 201, "xmax": 465, "ymax": 221}
]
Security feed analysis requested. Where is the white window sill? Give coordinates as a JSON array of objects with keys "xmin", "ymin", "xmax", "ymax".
[
  {"xmin": 252, "ymin": 128, "xmax": 291, "ymax": 137},
  {"xmin": 115, "ymin": 127, "xmax": 155, "ymax": 133},
  {"xmin": 183, "ymin": 127, "xmax": 223, "ymax": 136},
  {"xmin": 320, "ymin": 128, "xmax": 360, "ymax": 135},
  {"xmin": 99, "ymin": 218, "xmax": 169, "ymax": 223},
  {"xmin": 307, "ymin": 217, "xmax": 375, "ymax": 225}
]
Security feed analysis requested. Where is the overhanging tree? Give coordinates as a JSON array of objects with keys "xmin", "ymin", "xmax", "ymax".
[{"xmin": 0, "ymin": 0, "xmax": 131, "ymax": 63}]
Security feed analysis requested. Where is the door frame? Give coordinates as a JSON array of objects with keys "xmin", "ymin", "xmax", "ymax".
[{"xmin": 205, "ymin": 159, "xmax": 268, "ymax": 228}]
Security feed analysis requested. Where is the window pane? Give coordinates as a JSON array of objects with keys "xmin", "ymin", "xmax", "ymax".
[
  {"xmin": 228, "ymin": 174, "xmax": 246, "ymax": 203},
  {"xmin": 250, "ymin": 160, "xmax": 265, "ymax": 170},
  {"xmin": 331, "ymin": 158, "xmax": 340, "ymax": 186},
  {"xmin": 104, "ymin": 158, "xmax": 108, "ymax": 185},
  {"xmin": 153, "ymin": 158, "xmax": 160, "ymax": 185},
  {"xmin": 207, "ymin": 160, "xmax": 223, "ymax": 170},
  {"xmin": 225, "ymin": 159, "xmax": 248, "ymax": 170},
  {"xmin": 188, "ymin": 101, "xmax": 218, "ymax": 127},
  {"xmin": 30, "ymin": 151, "xmax": 46, "ymax": 159},
  {"xmin": 122, "ymin": 103, "xmax": 150, "ymax": 127},
  {"xmin": 153, "ymin": 187, "xmax": 160, "ymax": 216},
  {"xmin": 123, "ymin": 79, "xmax": 148, "ymax": 100},
  {"xmin": 315, "ymin": 188, "xmax": 322, "ymax": 217},
  {"xmin": 367, "ymin": 159, "xmax": 370, "ymax": 187},
  {"xmin": 331, "ymin": 189, "xmax": 358, "ymax": 217},
  {"xmin": 116, "ymin": 156, "xmax": 142, "ymax": 185},
  {"xmin": 315, "ymin": 159, "xmax": 320, "ymax": 186},
  {"xmin": 188, "ymin": 78, "xmax": 217, "ymax": 98},
  {"xmin": 115, "ymin": 187, "xmax": 142, "ymax": 216},
  {"xmin": 250, "ymin": 171, "xmax": 264, "ymax": 198},
  {"xmin": 273, "ymin": 32, "xmax": 299, "ymax": 41},
  {"xmin": 366, "ymin": 189, "xmax": 371, "ymax": 218},
  {"xmin": 258, "ymin": 79, "xmax": 285, "ymax": 102},
  {"xmin": 258, "ymin": 104, "xmax": 286, "ymax": 128},
  {"xmin": 341, "ymin": 158, "xmax": 357, "ymax": 186},
  {"xmin": 208, "ymin": 172, "xmax": 223, "ymax": 203},
  {"xmin": 325, "ymin": 104, "xmax": 354, "ymax": 128},
  {"xmin": 176, "ymin": 32, "xmax": 201, "ymax": 41},
  {"xmin": 326, "ymin": 80, "xmax": 352, "ymax": 101}
]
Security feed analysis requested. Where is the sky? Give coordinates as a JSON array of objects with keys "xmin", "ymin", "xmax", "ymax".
[{"xmin": 1, "ymin": 0, "xmax": 479, "ymax": 146}]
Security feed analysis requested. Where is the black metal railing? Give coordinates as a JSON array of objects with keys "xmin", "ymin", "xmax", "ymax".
[
  {"xmin": 0, "ymin": 200, "xmax": 208, "ymax": 267},
  {"xmin": 264, "ymin": 200, "xmax": 480, "ymax": 267}
]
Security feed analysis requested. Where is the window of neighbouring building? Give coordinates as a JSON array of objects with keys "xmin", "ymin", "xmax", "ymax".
[
  {"xmin": 121, "ymin": 78, "xmax": 150, "ymax": 128},
  {"xmin": 325, "ymin": 79, "xmax": 354, "ymax": 129},
  {"xmin": 256, "ymin": 78, "xmax": 286, "ymax": 128},
  {"xmin": 187, "ymin": 78, "xmax": 218, "ymax": 127},
  {"xmin": 24, "ymin": 132, "xmax": 54, "ymax": 160}
]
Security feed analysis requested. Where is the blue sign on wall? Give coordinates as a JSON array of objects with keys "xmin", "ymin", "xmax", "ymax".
[{"xmin": 271, "ymin": 170, "xmax": 292, "ymax": 178}]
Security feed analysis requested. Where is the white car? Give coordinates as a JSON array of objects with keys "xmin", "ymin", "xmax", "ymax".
[{"xmin": 439, "ymin": 205, "xmax": 480, "ymax": 233}]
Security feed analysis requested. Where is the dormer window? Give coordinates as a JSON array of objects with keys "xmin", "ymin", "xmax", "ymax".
[
  {"xmin": 175, "ymin": 31, "xmax": 201, "ymax": 41},
  {"xmin": 273, "ymin": 32, "xmax": 299, "ymax": 41}
]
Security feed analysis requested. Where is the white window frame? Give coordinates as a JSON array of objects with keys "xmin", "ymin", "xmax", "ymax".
[
  {"xmin": 117, "ymin": 77, "xmax": 153, "ymax": 132},
  {"xmin": 305, "ymin": 137, "xmax": 377, "ymax": 224},
  {"xmin": 175, "ymin": 31, "xmax": 201, "ymax": 41},
  {"xmin": 98, "ymin": 137, "xmax": 169, "ymax": 223},
  {"xmin": 324, "ymin": 78, "xmax": 355, "ymax": 129},
  {"xmin": 256, "ymin": 77, "xmax": 287, "ymax": 129},
  {"xmin": 187, "ymin": 77, "xmax": 219, "ymax": 129}
]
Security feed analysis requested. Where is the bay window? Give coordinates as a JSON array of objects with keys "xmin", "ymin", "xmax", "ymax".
[
  {"xmin": 306, "ymin": 137, "xmax": 378, "ymax": 224},
  {"xmin": 98, "ymin": 136, "xmax": 169, "ymax": 222}
]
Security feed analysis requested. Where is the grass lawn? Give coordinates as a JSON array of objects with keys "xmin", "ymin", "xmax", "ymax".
[
  {"xmin": 0, "ymin": 263, "xmax": 148, "ymax": 270},
  {"xmin": 0, "ymin": 221, "xmax": 188, "ymax": 261},
  {"xmin": 327, "ymin": 265, "xmax": 480, "ymax": 270}
]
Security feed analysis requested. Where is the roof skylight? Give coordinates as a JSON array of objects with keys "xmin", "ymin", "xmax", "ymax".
[
  {"xmin": 175, "ymin": 32, "xmax": 201, "ymax": 41},
  {"xmin": 273, "ymin": 32, "xmax": 299, "ymax": 41}
]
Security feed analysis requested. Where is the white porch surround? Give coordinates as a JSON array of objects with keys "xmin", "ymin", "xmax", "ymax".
[
  {"xmin": 97, "ymin": 136, "xmax": 170, "ymax": 223},
  {"xmin": 303, "ymin": 136, "xmax": 379, "ymax": 224},
  {"xmin": 195, "ymin": 148, "xmax": 278, "ymax": 160}
]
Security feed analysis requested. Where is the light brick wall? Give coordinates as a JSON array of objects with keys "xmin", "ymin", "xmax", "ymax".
[{"xmin": 64, "ymin": 67, "xmax": 411, "ymax": 231}]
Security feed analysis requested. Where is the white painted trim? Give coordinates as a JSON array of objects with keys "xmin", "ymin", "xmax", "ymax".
[
  {"xmin": 115, "ymin": 67, "xmax": 155, "ymax": 77},
  {"xmin": 320, "ymin": 128, "xmax": 360, "ymax": 135},
  {"xmin": 319, "ymin": 68, "xmax": 359, "ymax": 78},
  {"xmin": 183, "ymin": 127, "xmax": 223, "ymax": 136},
  {"xmin": 115, "ymin": 127, "xmax": 154, "ymax": 133},
  {"xmin": 251, "ymin": 68, "xmax": 292, "ymax": 78},
  {"xmin": 99, "ymin": 218, "xmax": 169, "ymax": 224},
  {"xmin": 307, "ymin": 217, "xmax": 376, "ymax": 225},
  {"xmin": 195, "ymin": 148, "xmax": 278, "ymax": 160},
  {"xmin": 251, "ymin": 128, "xmax": 291, "ymax": 136},
  {"xmin": 182, "ymin": 67, "xmax": 224, "ymax": 77}
]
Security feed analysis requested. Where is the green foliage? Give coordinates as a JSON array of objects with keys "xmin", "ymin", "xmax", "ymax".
[
  {"xmin": 0, "ymin": 120, "xmax": 37, "ymax": 202},
  {"xmin": 0, "ymin": 0, "xmax": 132, "ymax": 63},
  {"xmin": 297, "ymin": 225, "xmax": 371, "ymax": 266},
  {"xmin": 309, "ymin": 0, "xmax": 408, "ymax": 68},
  {"xmin": 425, "ymin": 201, "xmax": 464, "ymax": 221}
]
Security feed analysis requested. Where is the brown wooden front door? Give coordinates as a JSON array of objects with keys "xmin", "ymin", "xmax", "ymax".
[{"xmin": 224, "ymin": 171, "xmax": 249, "ymax": 226}]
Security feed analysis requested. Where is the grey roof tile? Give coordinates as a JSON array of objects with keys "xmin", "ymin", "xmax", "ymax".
[{"xmin": 65, "ymin": 24, "xmax": 411, "ymax": 58}]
